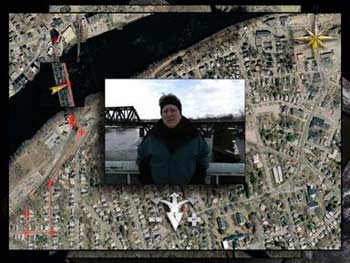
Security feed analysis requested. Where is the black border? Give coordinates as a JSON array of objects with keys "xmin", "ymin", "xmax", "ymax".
[{"xmin": 5, "ymin": 0, "xmax": 348, "ymax": 262}]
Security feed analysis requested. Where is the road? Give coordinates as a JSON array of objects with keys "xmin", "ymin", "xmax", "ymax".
[{"xmin": 10, "ymin": 110, "xmax": 85, "ymax": 215}]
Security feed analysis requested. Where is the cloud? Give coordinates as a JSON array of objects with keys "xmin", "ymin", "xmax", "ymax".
[{"xmin": 105, "ymin": 79, "xmax": 244, "ymax": 119}]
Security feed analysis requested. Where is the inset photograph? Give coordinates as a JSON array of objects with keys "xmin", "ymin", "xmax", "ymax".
[{"xmin": 105, "ymin": 79, "xmax": 245, "ymax": 185}]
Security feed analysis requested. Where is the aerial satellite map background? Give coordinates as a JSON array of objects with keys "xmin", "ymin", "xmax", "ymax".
[{"xmin": 6, "ymin": 0, "xmax": 349, "ymax": 262}]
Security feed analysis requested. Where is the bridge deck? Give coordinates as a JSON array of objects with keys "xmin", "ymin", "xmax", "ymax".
[{"xmin": 52, "ymin": 63, "xmax": 75, "ymax": 106}]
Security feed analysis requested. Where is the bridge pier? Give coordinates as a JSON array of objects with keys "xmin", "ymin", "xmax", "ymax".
[
  {"xmin": 139, "ymin": 128, "xmax": 145, "ymax": 138},
  {"xmin": 204, "ymin": 136, "xmax": 213, "ymax": 162}
]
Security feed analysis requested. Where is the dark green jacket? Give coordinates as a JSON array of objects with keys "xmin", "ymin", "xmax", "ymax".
[{"xmin": 136, "ymin": 117, "xmax": 209, "ymax": 184}]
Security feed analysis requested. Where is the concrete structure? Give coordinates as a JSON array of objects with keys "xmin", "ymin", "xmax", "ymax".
[
  {"xmin": 61, "ymin": 25, "xmax": 76, "ymax": 45},
  {"xmin": 105, "ymin": 161, "xmax": 245, "ymax": 185}
]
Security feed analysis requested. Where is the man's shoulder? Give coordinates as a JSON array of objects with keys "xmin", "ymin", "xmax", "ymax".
[
  {"xmin": 185, "ymin": 134, "xmax": 208, "ymax": 149},
  {"xmin": 139, "ymin": 133, "xmax": 159, "ymax": 146},
  {"xmin": 196, "ymin": 134, "xmax": 209, "ymax": 150},
  {"xmin": 140, "ymin": 133, "xmax": 152, "ymax": 142}
]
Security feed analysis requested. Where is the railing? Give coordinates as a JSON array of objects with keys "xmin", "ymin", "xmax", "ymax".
[{"xmin": 105, "ymin": 161, "xmax": 245, "ymax": 184}]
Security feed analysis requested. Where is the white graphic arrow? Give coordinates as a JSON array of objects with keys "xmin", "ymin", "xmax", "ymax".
[{"xmin": 160, "ymin": 193, "xmax": 190, "ymax": 231}]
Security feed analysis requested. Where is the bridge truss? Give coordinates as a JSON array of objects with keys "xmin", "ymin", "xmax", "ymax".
[{"xmin": 105, "ymin": 107, "xmax": 244, "ymax": 138}]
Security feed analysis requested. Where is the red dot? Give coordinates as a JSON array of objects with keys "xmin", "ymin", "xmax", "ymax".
[
  {"xmin": 48, "ymin": 229, "xmax": 56, "ymax": 238},
  {"xmin": 48, "ymin": 179, "xmax": 54, "ymax": 188},
  {"xmin": 68, "ymin": 114, "xmax": 76, "ymax": 128}
]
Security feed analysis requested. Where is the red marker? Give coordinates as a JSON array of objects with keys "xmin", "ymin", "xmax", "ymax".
[
  {"xmin": 51, "ymin": 35, "xmax": 58, "ymax": 44},
  {"xmin": 68, "ymin": 114, "xmax": 76, "ymax": 129},
  {"xmin": 23, "ymin": 209, "xmax": 29, "ymax": 218},
  {"xmin": 77, "ymin": 128, "xmax": 86, "ymax": 138},
  {"xmin": 24, "ymin": 229, "xmax": 30, "ymax": 239},
  {"xmin": 48, "ymin": 228, "xmax": 55, "ymax": 238},
  {"xmin": 23, "ymin": 209, "xmax": 30, "ymax": 239},
  {"xmin": 48, "ymin": 178, "xmax": 55, "ymax": 239},
  {"xmin": 48, "ymin": 178, "xmax": 54, "ymax": 188}
]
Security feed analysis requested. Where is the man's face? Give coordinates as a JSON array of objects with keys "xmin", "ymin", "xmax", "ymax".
[{"xmin": 161, "ymin": 104, "xmax": 181, "ymax": 128}]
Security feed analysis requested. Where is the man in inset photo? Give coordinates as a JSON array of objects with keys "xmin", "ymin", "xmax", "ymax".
[
  {"xmin": 136, "ymin": 93, "xmax": 209, "ymax": 184},
  {"xmin": 105, "ymin": 79, "xmax": 245, "ymax": 185}
]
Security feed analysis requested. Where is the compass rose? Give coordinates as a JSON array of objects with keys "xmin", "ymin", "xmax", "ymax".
[{"xmin": 294, "ymin": 15, "xmax": 337, "ymax": 59}]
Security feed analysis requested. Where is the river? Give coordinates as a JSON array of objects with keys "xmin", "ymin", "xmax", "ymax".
[
  {"xmin": 105, "ymin": 127, "xmax": 245, "ymax": 163},
  {"xmin": 9, "ymin": 13, "xmax": 261, "ymax": 157}
]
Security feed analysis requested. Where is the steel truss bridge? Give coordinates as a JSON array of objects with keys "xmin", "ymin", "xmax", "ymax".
[
  {"xmin": 105, "ymin": 106, "xmax": 244, "ymax": 138},
  {"xmin": 52, "ymin": 63, "xmax": 75, "ymax": 106}
]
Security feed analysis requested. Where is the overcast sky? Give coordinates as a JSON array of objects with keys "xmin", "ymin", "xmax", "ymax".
[{"xmin": 105, "ymin": 79, "xmax": 244, "ymax": 119}]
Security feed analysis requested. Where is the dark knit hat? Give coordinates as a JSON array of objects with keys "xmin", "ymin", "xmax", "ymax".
[{"xmin": 159, "ymin": 94, "xmax": 182, "ymax": 113}]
